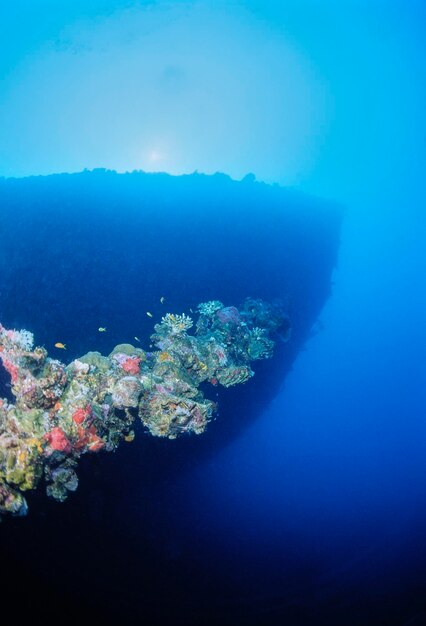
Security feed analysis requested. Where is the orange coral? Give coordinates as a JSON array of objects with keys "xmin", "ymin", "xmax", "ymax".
[{"xmin": 72, "ymin": 405, "xmax": 92, "ymax": 425}]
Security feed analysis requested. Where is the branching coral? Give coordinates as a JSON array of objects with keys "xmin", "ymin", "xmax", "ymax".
[
  {"xmin": 197, "ymin": 300, "xmax": 224, "ymax": 316},
  {"xmin": 158, "ymin": 313, "xmax": 194, "ymax": 335}
]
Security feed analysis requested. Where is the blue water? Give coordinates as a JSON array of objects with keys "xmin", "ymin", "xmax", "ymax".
[
  {"xmin": 1, "ymin": 2, "xmax": 426, "ymax": 624},
  {"xmin": 1, "ymin": 169, "xmax": 425, "ymax": 625},
  {"xmin": 170, "ymin": 210, "xmax": 426, "ymax": 623}
]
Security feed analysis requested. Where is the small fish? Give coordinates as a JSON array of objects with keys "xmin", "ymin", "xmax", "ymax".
[
  {"xmin": 146, "ymin": 311, "xmax": 153, "ymax": 318},
  {"xmin": 54, "ymin": 342, "xmax": 66, "ymax": 349},
  {"xmin": 160, "ymin": 296, "xmax": 165, "ymax": 304},
  {"xmin": 98, "ymin": 327, "xmax": 107, "ymax": 332},
  {"xmin": 134, "ymin": 336, "xmax": 140, "ymax": 343},
  {"xmin": 189, "ymin": 308, "xmax": 193, "ymax": 313},
  {"xmin": 124, "ymin": 431, "xmax": 135, "ymax": 443}
]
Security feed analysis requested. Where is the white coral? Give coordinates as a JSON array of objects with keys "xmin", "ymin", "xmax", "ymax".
[
  {"xmin": 251, "ymin": 327, "xmax": 267, "ymax": 340},
  {"xmin": 1, "ymin": 328, "xmax": 34, "ymax": 351},
  {"xmin": 197, "ymin": 300, "xmax": 223, "ymax": 316},
  {"xmin": 161, "ymin": 313, "xmax": 193, "ymax": 335},
  {"xmin": 17, "ymin": 330, "xmax": 34, "ymax": 351}
]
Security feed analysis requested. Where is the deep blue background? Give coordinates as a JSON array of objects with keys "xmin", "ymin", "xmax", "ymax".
[{"xmin": 1, "ymin": 169, "xmax": 425, "ymax": 624}]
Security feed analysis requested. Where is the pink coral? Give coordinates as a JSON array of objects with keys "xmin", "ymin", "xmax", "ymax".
[
  {"xmin": 2, "ymin": 359, "xmax": 19, "ymax": 383},
  {"xmin": 121, "ymin": 357, "xmax": 141, "ymax": 375},
  {"xmin": 45, "ymin": 427, "xmax": 72, "ymax": 453}
]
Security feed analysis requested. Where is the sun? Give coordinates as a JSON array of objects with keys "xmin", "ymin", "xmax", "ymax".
[{"xmin": 148, "ymin": 150, "xmax": 162, "ymax": 163}]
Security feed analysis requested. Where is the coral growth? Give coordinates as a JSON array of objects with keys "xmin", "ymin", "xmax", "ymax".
[
  {"xmin": 197, "ymin": 300, "xmax": 224, "ymax": 316},
  {"xmin": 0, "ymin": 299, "xmax": 290, "ymax": 518},
  {"xmin": 158, "ymin": 313, "xmax": 194, "ymax": 335}
]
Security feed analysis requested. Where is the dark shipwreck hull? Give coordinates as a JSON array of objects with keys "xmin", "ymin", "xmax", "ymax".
[{"xmin": 0, "ymin": 170, "xmax": 341, "ymax": 623}]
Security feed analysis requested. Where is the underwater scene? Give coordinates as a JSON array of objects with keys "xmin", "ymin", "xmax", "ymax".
[{"xmin": 1, "ymin": 2, "xmax": 426, "ymax": 625}]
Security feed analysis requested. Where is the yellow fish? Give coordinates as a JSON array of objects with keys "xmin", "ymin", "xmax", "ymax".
[
  {"xmin": 160, "ymin": 297, "xmax": 165, "ymax": 304},
  {"xmin": 54, "ymin": 342, "xmax": 66, "ymax": 349},
  {"xmin": 134, "ymin": 336, "xmax": 140, "ymax": 343},
  {"xmin": 146, "ymin": 311, "xmax": 153, "ymax": 318},
  {"xmin": 98, "ymin": 327, "xmax": 107, "ymax": 332},
  {"xmin": 124, "ymin": 431, "xmax": 135, "ymax": 443}
]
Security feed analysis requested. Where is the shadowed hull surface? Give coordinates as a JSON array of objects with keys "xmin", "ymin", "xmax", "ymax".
[{"xmin": 0, "ymin": 171, "xmax": 341, "ymax": 623}]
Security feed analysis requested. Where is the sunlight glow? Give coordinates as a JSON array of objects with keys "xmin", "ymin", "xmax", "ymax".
[{"xmin": 148, "ymin": 150, "xmax": 162, "ymax": 163}]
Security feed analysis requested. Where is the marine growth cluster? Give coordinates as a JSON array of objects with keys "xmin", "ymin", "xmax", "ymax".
[{"xmin": 0, "ymin": 299, "xmax": 290, "ymax": 518}]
